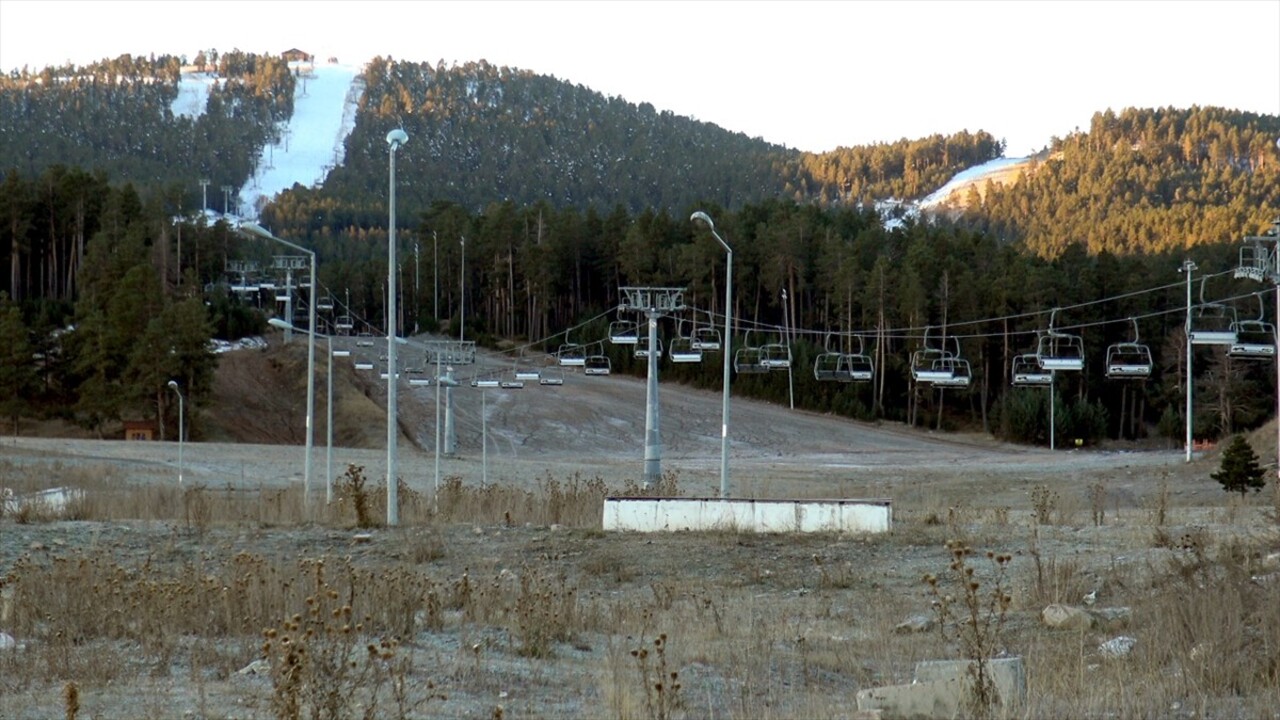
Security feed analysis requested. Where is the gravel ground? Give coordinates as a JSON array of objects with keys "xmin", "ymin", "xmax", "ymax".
[{"xmin": 0, "ymin": 339, "xmax": 1245, "ymax": 719}]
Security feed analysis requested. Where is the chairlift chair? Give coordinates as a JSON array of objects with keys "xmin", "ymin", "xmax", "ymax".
[
  {"xmin": 557, "ymin": 343, "xmax": 587, "ymax": 367},
  {"xmin": 692, "ymin": 327, "xmax": 722, "ymax": 351},
  {"xmin": 471, "ymin": 375, "xmax": 500, "ymax": 388},
  {"xmin": 1230, "ymin": 324, "xmax": 1276, "ymax": 358},
  {"xmin": 1188, "ymin": 277, "xmax": 1239, "ymax": 345},
  {"xmin": 844, "ymin": 353, "xmax": 874, "ymax": 382},
  {"xmin": 669, "ymin": 336, "xmax": 702, "ymax": 363},
  {"xmin": 1105, "ymin": 345, "xmax": 1154, "ymax": 377},
  {"xmin": 1188, "ymin": 304, "xmax": 1239, "ymax": 345},
  {"xmin": 539, "ymin": 366, "xmax": 565, "ymax": 386},
  {"xmin": 813, "ymin": 352, "xmax": 850, "ymax": 382},
  {"xmin": 1235, "ymin": 240, "xmax": 1273, "ymax": 282},
  {"xmin": 1104, "ymin": 319, "xmax": 1153, "ymax": 379},
  {"xmin": 635, "ymin": 336, "xmax": 663, "ymax": 359},
  {"xmin": 584, "ymin": 354, "xmax": 612, "ymax": 376},
  {"xmin": 734, "ymin": 331, "xmax": 768, "ymax": 374},
  {"xmin": 1225, "ymin": 295, "xmax": 1275, "ymax": 358},
  {"xmin": 1012, "ymin": 353, "xmax": 1053, "ymax": 386},
  {"xmin": 931, "ymin": 357, "xmax": 972, "ymax": 388},
  {"xmin": 513, "ymin": 353, "xmax": 541, "ymax": 381},
  {"xmin": 317, "ymin": 295, "xmax": 335, "ymax": 312},
  {"xmin": 911, "ymin": 348, "xmax": 954, "ymax": 383},
  {"xmin": 609, "ymin": 320, "xmax": 639, "ymax": 345},
  {"xmin": 500, "ymin": 374, "xmax": 526, "ymax": 389},
  {"xmin": 844, "ymin": 336, "xmax": 875, "ymax": 382},
  {"xmin": 668, "ymin": 320, "xmax": 702, "ymax": 362},
  {"xmin": 760, "ymin": 342, "xmax": 791, "ymax": 369},
  {"xmin": 910, "ymin": 327, "xmax": 954, "ymax": 382},
  {"xmin": 734, "ymin": 347, "xmax": 768, "ymax": 374},
  {"xmin": 834, "ymin": 333, "xmax": 875, "ymax": 381},
  {"xmin": 813, "ymin": 332, "xmax": 847, "ymax": 382},
  {"xmin": 1034, "ymin": 309, "xmax": 1085, "ymax": 371}
]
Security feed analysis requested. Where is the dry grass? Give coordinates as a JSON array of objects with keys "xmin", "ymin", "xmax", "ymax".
[{"xmin": 3, "ymin": 459, "xmax": 1280, "ymax": 718}]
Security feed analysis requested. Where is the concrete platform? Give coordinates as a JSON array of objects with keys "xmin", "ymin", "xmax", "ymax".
[{"xmin": 602, "ymin": 496, "xmax": 891, "ymax": 533}]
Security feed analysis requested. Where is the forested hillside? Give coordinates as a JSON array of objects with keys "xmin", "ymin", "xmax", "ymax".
[
  {"xmin": 964, "ymin": 107, "xmax": 1280, "ymax": 257},
  {"xmin": 0, "ymin": 51, "xmax": 293, "ymax": 208},
  {"xmin": 0, "ymin": 52, "xmax": 1278, "ymax": 449}
]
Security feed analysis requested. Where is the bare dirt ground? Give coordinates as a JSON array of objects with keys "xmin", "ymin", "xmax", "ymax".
[
  {"xmin": 2, "ymin": 337, "xmax": 1277, "ymax": 719},
  {"xmin": 2, "ymin": 334, "xmax": 1196, "ymax": 500}
]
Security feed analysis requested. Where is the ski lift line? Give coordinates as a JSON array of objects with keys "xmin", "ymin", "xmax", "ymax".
[
  {"xmin": 741, "ymin": 264, "xmax": 1241, "ymax": 336},
  {"xmin": 694, "ymin": 282, "xmax": 1273, "ymax": 347}
]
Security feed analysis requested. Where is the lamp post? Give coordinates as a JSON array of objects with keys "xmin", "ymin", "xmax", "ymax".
[
  {"xmin": 1181, "ymin": 259, "xmax": 1197, "ymax": 463},
  {"xmin": 270, "ymin": 317, "xmax": 346, "ymax": 506},
  {"xmin": 460, "ymin": 236, "xmax": 466, "ymax": 343},
  {"xmin": 167, "ymin": 380, "xmax": 184, "ymax": 485},
  {"xmin": 386, "ymin": 128, "xmax": 408, "ymax": 526},
  {"xmin": 781, "ymin": 288, "xmax": 795, "ymax": 410},
  {"xmin": 433, "ymin": 230, "xmax": 439, "ymax": 324},
  {"xmin": 237, "ymin": 221, "xmax": 316, "ymax": 513},
  {"xmin": 690, "ymin": 211, "xmax": 733, "ymax": 499}
]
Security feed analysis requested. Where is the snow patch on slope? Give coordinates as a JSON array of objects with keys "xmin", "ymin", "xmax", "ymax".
[
  {"xmin": 919, "ymin": 156, "xmax": 1027, "ymax": 210},
  {"xmin": 238, "ymin": 61, "xmax": 364, "ymax": 219},
  {"xmin": 170, "ymin": 72, "xmax": 218, "ymax": 119}
]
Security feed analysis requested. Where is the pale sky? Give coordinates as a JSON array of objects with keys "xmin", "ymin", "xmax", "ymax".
[{"xmin": 2, "ymin": 0, "xmax": 1277, "ymax": 157}]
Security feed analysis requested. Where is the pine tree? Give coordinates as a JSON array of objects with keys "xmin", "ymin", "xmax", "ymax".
[{"xmin": 1210, "ymin": 434, "xmax": 1267, "ymax": 496}]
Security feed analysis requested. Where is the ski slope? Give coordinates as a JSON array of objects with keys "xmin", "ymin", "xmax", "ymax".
[{"xmin": 170, "ymin": 61, "xmax": 364, "ymax": 220}]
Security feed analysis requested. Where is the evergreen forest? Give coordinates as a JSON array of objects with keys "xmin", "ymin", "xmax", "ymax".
[{"xmin": 1, "ymin": 52, "xmax": 1278, "ymax": 445}]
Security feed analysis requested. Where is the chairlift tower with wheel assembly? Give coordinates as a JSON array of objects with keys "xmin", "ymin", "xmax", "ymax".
[{"xmin": 620, "ymin": 286, "xmax": 686, "ymax": 490}]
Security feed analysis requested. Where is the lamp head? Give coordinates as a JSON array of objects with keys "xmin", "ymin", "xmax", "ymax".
[
  {"xmin": 268, "ymin": 317, "xmax": 292, "ymax": 331},
  {"xmin": 238, "ymin": 221, "xmax": 274, "ymax": 240},
  {"xmin": 690, "ymin": 211, "xmax": 715, "ymax": 231},
  {"xmin": 386, "ymin": 128, "xmax": 409, "ymax": 148},
  {"xmin": 167, "ymin": 380, "xmax": 179, "ymax": 389}
]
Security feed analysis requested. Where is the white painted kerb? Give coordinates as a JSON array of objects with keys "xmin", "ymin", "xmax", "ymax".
[{"xmin": 602, "ymin": 497, "xmax": 891, "ymax": 534}]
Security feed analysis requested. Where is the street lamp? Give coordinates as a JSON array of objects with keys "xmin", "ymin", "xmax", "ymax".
[
  {"xmin": 269, "ymin": 317, "xmax": 347, "ymax": 506},
  {"xmin": 690, "ymin": 211, "xmax": 733, "ymax": 499},
  {"xmin": 1180, "ymin": 259, "xmax": 1197, "ymax": 463},
  {"xmin": 167, "ymin": 380, "xmax": 185, "ymax": 485},
  {"xmin": 386, "ymin": 127, "xmax": 409, "ymax": 526},
  {"xmin": 459, "ymin": 236, "xmax": 466, "ymax": 343},
  {"xmin": 781, "ymin": 288, "xmax": 795, "ymax": 410},
  {"xmin": 236, "ymin": 221, "xmax": 317, "ymax": 512}
]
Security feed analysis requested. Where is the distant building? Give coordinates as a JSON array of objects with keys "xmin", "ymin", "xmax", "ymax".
[
  {"xmin": 281, "ymin": 48, "xmax": 311, "ymax": 63},
  {"xmin": 123, "ymin": 420, "xmax": 156, "ymax": 441}
]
